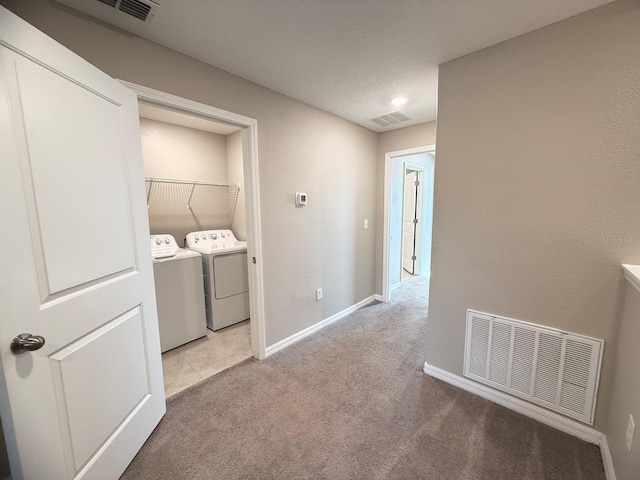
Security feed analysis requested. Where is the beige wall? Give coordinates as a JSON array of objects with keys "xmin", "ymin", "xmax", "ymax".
[
  {"xmin": 606, "ymin": 278, "xmax": 640, "ymax": 480},
  {"xmin": 429, "ymin": 0, "xmax": 640, "ymax": 431},
  {"xmin": 226, "ymin": 131, "xmax": 247, "ymax": 242},
  {"xmin": 140, "ymin": 118, "xmax": 231, "ymax": 245},
  {"xmin": 140, "ymin": 118, "xmax": 228, "ymax": 181},
  {"xmin": 375, "ymin": 121, "xmax": 437, "ymax": 293},
  {"xmin": 1, "ymin": 0, "xmax": 378, "ymax": 347}
]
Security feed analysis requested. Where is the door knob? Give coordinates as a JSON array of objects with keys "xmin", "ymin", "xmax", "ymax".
[{"xmin": 11, "ymin": 333, "xmax": 45, "ymax": 354}]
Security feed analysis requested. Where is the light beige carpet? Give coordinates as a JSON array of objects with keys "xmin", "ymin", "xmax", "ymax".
[{"xmin": 122, "ymin": 276, "xmax": 605, "ymax": 479}]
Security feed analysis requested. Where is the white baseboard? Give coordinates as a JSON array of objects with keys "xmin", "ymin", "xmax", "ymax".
[
  {"xmin": 423, "ymin": 362, "xmax": 604, "ymax": 446},
  {"xmin": 599, "ymin": 435, "xmax": 617, "ymax": 480},
  {"xmin": 374, "ymin": 294, "xmax": 384, "ymax": 302},
  {"xmin": 265, "ymin": 295, "xmax": 376, "ymax": 357},
  {"xmin": 390, "ymin": 282, "xmax": 402, "ymax": 292}
]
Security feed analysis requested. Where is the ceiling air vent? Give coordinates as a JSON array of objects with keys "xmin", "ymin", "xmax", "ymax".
[
  {"xmin": 369, "ymin": 111, "xmax": 410, "ymax": 127},
  {"xmin": 119, "ymin": 0, "xmax": 152, "ymax": 21},
  {"xmin": 54, "ymin": 0, "xmax": 160, "ymax": 30}
]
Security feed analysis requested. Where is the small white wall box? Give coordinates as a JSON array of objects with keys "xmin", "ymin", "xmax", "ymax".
[{"xmin": 295, "ymin": 192, "xmax": 308, "ymax": 206}]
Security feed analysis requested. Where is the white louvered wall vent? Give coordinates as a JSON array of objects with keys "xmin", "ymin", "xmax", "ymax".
[
  {"xmin": 55, "ymin": 0, "xmax": 160, "ymax": 30},
  {"xmin": 369, "ymin": 111, "xmax": 410, "ymax": 127},
  {"xmin": 464, "ymin": 310, "xmax": 603, "ymax": 425}
]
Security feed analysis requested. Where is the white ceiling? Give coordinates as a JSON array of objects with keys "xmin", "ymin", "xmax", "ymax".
[{"xmin": 64, "ymin": 0, "xmax": 615, "ymax": 132}]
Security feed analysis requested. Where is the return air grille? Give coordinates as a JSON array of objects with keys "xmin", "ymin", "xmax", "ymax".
[
  {"xmin": 54, "ymin": 0, "xmax": 159, "ymax": 27},
  {"xmin": 119, "ymin": 0, "xmax": 152, "ymax": 20},
  {"xmin": 369, "ymin": 111, "xmax": 410, "ymax": 127},
  {"xmin": 464, "ymin": 310, "xmax": 603, "ymax": 424}
]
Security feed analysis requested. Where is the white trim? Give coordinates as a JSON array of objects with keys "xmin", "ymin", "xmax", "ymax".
[
  {"xmin": 599, "ymin": 435, "xmax": 617, "ymax": 480},
  {"xmin": 382, "ymin": 145, "xmax": 435, "ymax": 303},
  {"xmin": 622, "ymin": 264, "xmax": 640, "ymax": 294},
  {"xmin": 265, "ymin": 295, "xmax": 376, "ymax": 357},
  {"xmin": 390, "ymin": 282, "xmax": 402, "ymax": 292},
  {"xmin": 423, "ymin": 362, "xmax": 604, "ymax": 445},
  {"xmin": 374, "ymin": 294, "xmax": 384, "ymax": 302},
  {"xmin": 118, "ymin": 81, "xmax": 267, "ymax": 360}
]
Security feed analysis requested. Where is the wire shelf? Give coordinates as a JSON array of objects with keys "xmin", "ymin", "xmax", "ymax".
[{"xmin": 144, "ymin": 177, "xmax": 239, "ymax": 222}]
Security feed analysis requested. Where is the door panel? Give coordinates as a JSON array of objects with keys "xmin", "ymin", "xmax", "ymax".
[
  {"xmin": 0, "ymin": 7, "xmax": 164, "ymax": 480},
  {"xmin": 16, "ymin": 59, "xmax": 136, "ymax": 296},
  {"xmin": 50, "ymin": 307, "xmax": 149, "ymax": 472},
  {"xmin": 402, "ymin": 171, "xmax": 417, "ymax": 274}
]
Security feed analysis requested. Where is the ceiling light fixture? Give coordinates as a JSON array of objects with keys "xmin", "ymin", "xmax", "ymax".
[{"xmin": 390, "ymin": 96, "xmax": 408, "ymax": 106}]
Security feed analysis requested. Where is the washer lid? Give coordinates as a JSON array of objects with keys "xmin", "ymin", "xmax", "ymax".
[{"xmin": 152, "ymin": 248, "xmax": 201, "ymax": 263}]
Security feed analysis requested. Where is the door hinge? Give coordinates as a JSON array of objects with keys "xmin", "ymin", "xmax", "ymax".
[
  {"xmin": 415, "ymin": 180, "xmax": 420, "ymax": 186},
  {"xmin": 252, "ymin": 257, "xmax": 257, "ymax": 264},
  {"xmin": 413, "ymin": 218, "xmax": 418, "ymax": 224},
  {"xmin": 411, "ymin": 255, "xmax": 417, "ymax": 261}
]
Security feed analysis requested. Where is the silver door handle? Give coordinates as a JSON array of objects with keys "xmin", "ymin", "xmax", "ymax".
[{"xmin": 11, "ymin": 333, "xmax": 45, "ymax": 354}]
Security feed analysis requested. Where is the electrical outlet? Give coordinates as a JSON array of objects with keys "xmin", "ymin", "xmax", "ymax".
[
  {"xmin": 316, "ymin": 288, "xmax": 323, "ymax": 301},
  {"xmin": 626, "ymin": 414, "xmax": 636, "ymax": 451},
  {"xmin": 363, "ymin": 219, "xmax": 369, "ymax": 229}
]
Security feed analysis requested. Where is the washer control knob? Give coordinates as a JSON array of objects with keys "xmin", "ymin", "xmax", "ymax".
[
  {"xmin": 221, "ymin": 232, "xmax": 226, "ymax": 238},
  {"xmin": 164, "ymin": 238, "xmax": 170, "ymax": 244},
  {"xmin": 201, "ymin": 234, "xmax": 206, "ymax": 240},
  {"xmin": 212, "ymin": 233, "xmax": 218, "ymax": 240},
  {"xmin": 155, "ymin": 238, "xmax": 162, "ymax": 245}
]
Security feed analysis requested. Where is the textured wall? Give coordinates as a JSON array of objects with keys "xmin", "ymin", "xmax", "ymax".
[
  {"xmin": 226, "ymin": 131, "xmax": 247, "ymax": 242},
  {"xmin": 140, "ymin": 118, "xmax": 231, "ymax": 246},
  {"xmin": 605, "ymin": 278, "xmax": 640, "ymax": 480},
  {"xmin": 0, "ymin": 0, "xmax": 378, "ymax": 348},
  {"xmin": 140, "ymin": 118, "xmax": 228, "ymax": 182},
  {"xmin": 375, "ymin": 121, "xmax": 437, "ymax": 294},
  {"xmin": 429, "ymin": 0, "xmax": 640, "ymax": 430}
]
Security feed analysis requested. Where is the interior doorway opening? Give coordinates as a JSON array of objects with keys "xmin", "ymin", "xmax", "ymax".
[
  {"xmin": 382, "ymin": 146, "xmax": 435, "ymax": 302},
  {"xmin": 120, "ymin": 82, "xmax": 267, "ymax": 397}
]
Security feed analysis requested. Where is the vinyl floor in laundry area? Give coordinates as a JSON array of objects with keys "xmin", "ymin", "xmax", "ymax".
[{"xmin": 161, "ymin": 320, "xmax": 252, "ymax": 397}]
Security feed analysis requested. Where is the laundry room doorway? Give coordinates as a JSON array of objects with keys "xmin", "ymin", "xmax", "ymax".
[
  {"xmin": 121, "ymin": 82, "xmax": 266, "ymax": 397},
  {"xmin": 382, "ymin": 145, "xmax": 435, "ymax": 303}
]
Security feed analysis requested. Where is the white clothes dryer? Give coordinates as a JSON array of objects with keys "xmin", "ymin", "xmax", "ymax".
[
  {"xmin": 185, "ymin": 229, "xmax": 250, "ymax": 331},
  {"xmin": 150, "ymin": 234, "xmax": 207, "ymax": 352}
]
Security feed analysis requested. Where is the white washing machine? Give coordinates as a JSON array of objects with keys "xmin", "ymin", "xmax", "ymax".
[
  {"xmin": 150, "ymin": 234, "xmax": 207, "ymax": 352},
  {"xmin": 185, "ymin": 229, "xmax": 250, "ymax": 331}
]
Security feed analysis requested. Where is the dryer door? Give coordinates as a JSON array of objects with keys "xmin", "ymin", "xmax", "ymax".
[{"xmin": 213, "ymin": 252, "xmax": 249, "ymax": 299}]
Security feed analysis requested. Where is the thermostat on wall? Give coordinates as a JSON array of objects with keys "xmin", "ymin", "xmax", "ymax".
[{"xmin": 295, "ymin": 192, "xmax": 308, "ymax": 206}]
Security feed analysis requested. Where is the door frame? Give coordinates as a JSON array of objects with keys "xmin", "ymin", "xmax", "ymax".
[
  {"xmin": 401, "ymin": 166, "xmax": 425, "ymax": 277},
  {"xmin": 119, "ymin": 81, "xmax": 267, "ymax": 359},
  {"xmin": 382, "ymin": 145, "xmax": 435, "ymax": 303}
]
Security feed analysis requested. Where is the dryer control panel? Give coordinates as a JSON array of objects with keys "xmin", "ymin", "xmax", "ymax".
[
  {"xmin": 150, "ymin": 234, "xmax": 179, "ymax": 259},
  {"xmin": 185, "ymin": 230, "xmax": 245, "ymax": 254}
]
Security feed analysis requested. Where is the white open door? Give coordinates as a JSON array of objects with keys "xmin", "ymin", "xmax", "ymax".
[
  {"xmin": 0, "ymin": 7, "xmax": 165, "ymax": 480},
  {"xmin": 402, "ymin": 171, "xmax": 418, "ymax": 274}
]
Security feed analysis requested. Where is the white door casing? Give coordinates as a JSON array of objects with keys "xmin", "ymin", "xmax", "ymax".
[
  {"xmin": 119, "ymin": 81, "xmax": 267, "ymax": 361},
  {"xmin": 382, "ymin": 145, "xmax": 435, "ymax": 303},
  {"xmin": 402, "ymin": 171, "xmax": 418, "ymax": 274},
  {"xmin": 0, "ymin": 7, "xmax": 165, "ymax": 480}
]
